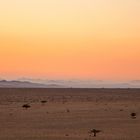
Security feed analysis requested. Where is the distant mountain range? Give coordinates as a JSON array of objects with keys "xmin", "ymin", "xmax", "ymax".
[
  {"xmin": 0, "ymin": 79, "xmax": 139, "ymax": 88},
  {"xmin": 0, "ymin": 80, "xmax": 64, "ymax": 88},
  {"xmin": 17, "ymin": 78, "xmax": 140, "ymax": 88}
]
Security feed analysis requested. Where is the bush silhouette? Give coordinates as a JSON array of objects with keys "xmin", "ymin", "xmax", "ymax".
[
  {"xmin": 131, "ymin": 113, "xmax": 136, "ymax": 119},
  {"xmin": 41, "ymin": 100, "xmax": 47, "ymax": 104},
  {"xmin": 89, "ymin": 129, "xmax": 101, "ymax": 137},
  {"xmin": 22, "ymin": 104, "xmax": 31, "ymax": 109}
]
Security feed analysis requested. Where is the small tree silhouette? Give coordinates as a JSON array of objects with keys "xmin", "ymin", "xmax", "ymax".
[
  {"xmin": 89, "ymin": 129, "xmax": 101, "ymax": 137},
  {"xmin": 22, "ymin": 104, "xmax": 31, "ymax": 109},
  {"xmin": 131, "ymin": 113, "xmax": 136, "ymax": 119},
  {"xmin": 41, "ymin": 100, "xmax": 47, "ymax": 104}
]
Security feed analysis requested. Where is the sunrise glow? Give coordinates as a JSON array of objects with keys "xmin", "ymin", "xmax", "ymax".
[{"xmin": 0, "ymin": 0, "xmax": 140, "ymax": 80}]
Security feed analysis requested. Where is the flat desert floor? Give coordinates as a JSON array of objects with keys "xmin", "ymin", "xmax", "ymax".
[{"xmin": 0, "ymin": 88, "xmax": 140, "ymax": 140}]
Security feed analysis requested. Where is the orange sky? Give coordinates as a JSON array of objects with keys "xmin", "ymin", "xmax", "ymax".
[{"xmin": 0, "ymin": 0, "xmax": 140, "ymax": 80}]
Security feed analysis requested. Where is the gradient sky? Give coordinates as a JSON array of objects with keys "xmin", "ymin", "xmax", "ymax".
[{"xmin": 0, "ymin": 0, "xmax": 140, "ymax": 80}]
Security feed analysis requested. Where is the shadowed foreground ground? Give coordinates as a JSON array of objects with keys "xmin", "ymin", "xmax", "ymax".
[{"xmin": 0, "ymin": 88, "xmax": 140, "ymax": 140}]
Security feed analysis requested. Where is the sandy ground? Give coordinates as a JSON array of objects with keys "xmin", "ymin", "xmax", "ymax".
[{"xmin": 0, "ymin": 88, "xmax": 140, "ymax": 140}]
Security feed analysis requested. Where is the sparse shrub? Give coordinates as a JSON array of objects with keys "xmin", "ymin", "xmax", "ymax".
[
  {"xmin": 131, "ymin": 112, "xmax": 136, "ymax": 119},
  {"xmin": 41, "ymin": 100, "xmax": 47, "ymax": 104},
  {"xmin": 22, "ymin": 104, "xmax": 31, "ymax": 109},
  {"xmin": 89, "ymin": 129, "xmax": 101, "ymax": 137}
]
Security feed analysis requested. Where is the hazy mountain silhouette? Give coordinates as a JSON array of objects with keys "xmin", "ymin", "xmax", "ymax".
[
  {"xmin": 18, "ymin": 78, "xmax": 140, "ymax": 88},
  {"xmin": 0, "ymin": 80, "xmax": 63, "ymax": 88},
  {"xmin": 0, "ymin": 79, "xmax": 140, "ymax": 88}
]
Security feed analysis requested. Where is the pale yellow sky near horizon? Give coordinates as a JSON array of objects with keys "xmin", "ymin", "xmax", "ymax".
[{"xmin": 0, "ymin": 0, "xmax": 140, "ymax": 80}]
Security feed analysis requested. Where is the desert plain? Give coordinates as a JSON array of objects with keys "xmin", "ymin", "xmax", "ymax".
[{"xmin": 0, "ymin": 88, "xmax": 139, "ymax": 140}]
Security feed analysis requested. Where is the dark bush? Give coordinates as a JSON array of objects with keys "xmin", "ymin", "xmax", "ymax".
[
  {"xmin": 22, "ymin": 104, "xmax": 31, "ymax": 109},
  {"xmin": 41, "ymin": 100, "xmax": 47, "ymax": 104},
  {"xmin": 131, "ymin": 112, "xmax": 136, "ymax": 119},
  {"xmin": 89, "ymin": 129, "xmax": 101, "ymax": 137}
]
